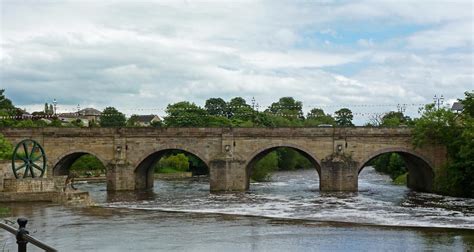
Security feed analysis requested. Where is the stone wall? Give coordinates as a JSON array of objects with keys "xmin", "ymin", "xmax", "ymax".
[{"xmin": 0, "ymin": 127, "xmax": 447, "ymax": 193}]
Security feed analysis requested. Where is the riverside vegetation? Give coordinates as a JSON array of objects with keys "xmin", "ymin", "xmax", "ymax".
[{"xmin": 0, "ymin": 89, "xmax": 472, "ymax": 197}]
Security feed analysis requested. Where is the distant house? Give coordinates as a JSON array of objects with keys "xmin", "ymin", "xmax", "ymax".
[
  {"xmin": 135, "ymin": 115, "xmax": 161, "ymax": 126},
  {"xmin": 451, "ymin": 102, "xmax": 464, "ymax": 113},
  {"xmin": 78, "ymin": 108, "xmax": 102, "ymax": 122},
  {"xmin": 58, "ymin": 107, "xmax": 101, "ymax": 126}
]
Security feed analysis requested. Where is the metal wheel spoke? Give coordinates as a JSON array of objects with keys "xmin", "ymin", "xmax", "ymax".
[
  {"xmin": 15, "ymin": 163, "xmax": 26, "ymax": 171},
  {"xmin": 31, "ymin": 155, "xmax": 44, "ymax": 162},
  {"xmin": 31, "ymin": 163, "xmax": 44, "ymax": 172},
  {"xmin": 22, "ymin": 142, "xmax": 30, "ymax": 159},
  {"xmin": 30, "ymin": 167, "xmax": 36, "ymax": 178},
  {"xmin": 30, "ymin": 142, "xmax": 37, "ymax": 157},
  {"xmin": 19, "ymin": 157, "xmax": 29, "ymax": 163}
]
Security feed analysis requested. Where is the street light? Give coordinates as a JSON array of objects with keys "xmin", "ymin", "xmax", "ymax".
[
  {"xmin": 53, "ymin": 99, "xmax": 57, "ymax": 116},
  {"xmin": 433, "ymin": 95, "xmax": 444, "ymax": 110}
]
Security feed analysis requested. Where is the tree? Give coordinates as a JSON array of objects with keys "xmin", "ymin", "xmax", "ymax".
[
  {"xmin": 0, "ymin": 89, "xmax": 16, "ymax": 115},
  {"xmin": 126, "ymin": 115, "xmax": 140, "ymax": 127},
  {"xmin": 381, "ymin": 111, "xmax": 411, "ymax": 127},
  {"xmin": 99, "ymin": 107, "xmax": 126, "ymax": 127},
  {"xmin": 251, "ymin": 151, "xmax": 278, "ymax": 182},
  {"xmin": 0, "ymin": 133, "xmax": 13, "ymax": 160},
  {"xmin": 164, "ymin": 102, "xmax": 207, "ymax": 127},
  {"xmin": 228, "ymin": 97, "xmax": 254, "ymax": 121},
  {"xmin": 413, "ymin": 91, "xmax": 474, "ymax": 197},
  {"xmin": 268, "ymin": 97, "xmax": 303, "ymax": 121},
  {"xmin": 305, "ymin": 108, "xmax": 335, "ymax": 126},
  {"xmin": 157, "ymin": 153, "xmax": 190, "ymax": 172},
  {"xmin": 335, "ymin": 108, "xmax": 354, "ymax": 127},
  {"xmin": 205, "ymin": 98, "xmax": 227, "ymax": 117},
  {"xmin": 43, "ymin": 103, "xmax": 54, "ymax": 115}
]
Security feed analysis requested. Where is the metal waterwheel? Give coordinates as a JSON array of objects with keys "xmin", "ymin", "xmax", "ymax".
[{"xmin": 11, "ymin": 139, "xmax": 47, "ymax": 179}]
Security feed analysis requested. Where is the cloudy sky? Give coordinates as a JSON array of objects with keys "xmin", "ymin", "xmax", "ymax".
[{"xmin": 1, "ymin": 0, "xmax": 473, "ymax": 124}]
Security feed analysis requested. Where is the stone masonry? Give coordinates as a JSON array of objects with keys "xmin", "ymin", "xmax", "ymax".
[{"xmin": 0, "ymin": 127, "xmax": 447, "ymax": 193}]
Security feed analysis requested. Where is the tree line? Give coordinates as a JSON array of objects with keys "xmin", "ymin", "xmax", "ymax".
[{"xmin": 0, "ymin": 89, "xmax": 472, "ymax": 197}]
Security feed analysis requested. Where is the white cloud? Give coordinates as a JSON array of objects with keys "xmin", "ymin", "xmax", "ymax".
[{"xmin": 0, "ymin": 0, "xmax": 472, "ymax": 125}]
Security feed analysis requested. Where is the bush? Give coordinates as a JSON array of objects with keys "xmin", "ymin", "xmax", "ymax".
[
  {"xmin": 0, "ymin": 133, "xmax": 13, "ymax": 160},
  {"xmin": 70, "ymin": 154, "xmax": 106, "ymax": 174},
  {"xmin": 156, "ymin": 153, "xmax": 189, "ymax": 173},
  {"xmin": 370, "ymin": 153, "xmax": 406, "ymax": 180}
]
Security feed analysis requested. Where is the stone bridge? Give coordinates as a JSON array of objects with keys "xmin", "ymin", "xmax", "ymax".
[{"xmin": 1, "ymin": 127, "xmax": 447, "ymax": 193}]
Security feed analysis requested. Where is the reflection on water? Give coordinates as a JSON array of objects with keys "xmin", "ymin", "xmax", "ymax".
[{"xmin": 1, "ymin": 167, "xmax": 473, "ymax": 251}]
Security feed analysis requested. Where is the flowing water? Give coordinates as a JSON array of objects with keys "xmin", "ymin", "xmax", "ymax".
[{"xmin": 1, "ymin": 167, "xmax": 473, "ymax": 251}]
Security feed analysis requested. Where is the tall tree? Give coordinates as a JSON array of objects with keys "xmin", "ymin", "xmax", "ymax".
[
  {"xmin": 205, "ymin": 98, "xmax": 227, "ymax": 117},
  {"xmin": 306, "ymin": 108, "xmax": 335, "ymax": 126},
  {"xmin": 381, "ymin": 111, "xmax": 411, "ymax": 126},
  {"xmin": 164, "ymin": 102, "xmax": 208, "ymax": 127},
  {"xmin": 0, "ymin": 89, "xmax": 18, "ymax": 116},
  {"xmin": 99, "ymin": 107, "xmax": 126, "ymax": 127},
  {"xmin": 227, "ymin": 97, "xmax": 254, "ymax": 121},
  {"xmin": 335, "ymin": 108, "xmax": 354, "ymax": 127},
  {"xmin": 268, "ymin": 97, "xmax": 303, "ymax": 121}
]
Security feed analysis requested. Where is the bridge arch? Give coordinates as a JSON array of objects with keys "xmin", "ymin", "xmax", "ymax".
[
  {"xmin": 358, "ymin": 147, "xmax": 434, "ymax": 192},
  {"xmin": 244, "ymin": 143, "xmax": 321, "ymax": 190},
  {"xmin": 134, "ymin": 148, "xmax": 210, "ymax": 190},
  {"xmin": 52, "ymin": 150, "xmax": 108, "ymax": 176}
]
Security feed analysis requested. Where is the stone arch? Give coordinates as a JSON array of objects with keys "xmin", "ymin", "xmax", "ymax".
[
  {"xmin": 52, "ymin": 150, "xmax": 108, "ymax": 176},
  {"xmin": 358, "ymin": 147, "xmax": 434, "ymax": 192},
  {"xmin": 244, "ymin": 143, "xmax": 322, "ymax": 190},
  {"xmin": 134, "ymin": 148, "xmax": 210, "ymax": 190}
]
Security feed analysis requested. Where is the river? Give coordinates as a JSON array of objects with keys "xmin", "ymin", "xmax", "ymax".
[{"xmin": 1, "ymin": 167, "xmax": 473, "ymax": 251}]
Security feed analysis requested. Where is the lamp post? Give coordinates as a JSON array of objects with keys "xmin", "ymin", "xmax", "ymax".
[
  {"xmin": 53, "ymin": 99, "xmax": 57, "ymax": 116},
  {"xmin": 433, "ymin": 95, "xmax": 444, "ymax": 110}
]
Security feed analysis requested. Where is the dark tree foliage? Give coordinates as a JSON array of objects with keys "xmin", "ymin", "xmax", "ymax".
[
  {"xmin": 413, "ymin": 91, "xmax": 474, "ymax": 197},
  {"xmin": 368, "ymin": 153, "xmax": 407, "ymax": 180},
  {"xmin": 227, "ymin": 97, "xmax": 254, "ymax": 121},
  {"xmin": 205, "ymin": 98, "xmax": 228, "ymax": 117},
  {"xmin": 268, "ymin": 97, "xmax": 304, "ymax": 121},
  {"xmin": 335, "ymin": 108, "xmax": 354, "ymax": 127},
  {"xmin": 305, "ymin": 108, "xmax": 335, "ymax": 126},
  {"xmin": 99, "ymin": 107, "xmax": 126, "ymax": 127},
  {"xmin": 164, "ymin": 102, "xmax": 208, "ymax": 127}
]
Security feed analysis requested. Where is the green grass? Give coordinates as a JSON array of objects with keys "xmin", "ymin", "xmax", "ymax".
[
  {"xmin": 393, "ymin": 173, "xmax": 407, "ymax": 185},
  {"xmin": 156, "ymin": 167, "xmax": 186, "ymax": 174}
]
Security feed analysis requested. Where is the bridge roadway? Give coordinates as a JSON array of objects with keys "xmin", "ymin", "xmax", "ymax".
[{"xmin": 1, "ymin": 127, "xmax": 446, "ymax": 193}]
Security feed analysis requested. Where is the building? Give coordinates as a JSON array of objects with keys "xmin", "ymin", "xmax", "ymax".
[
  {"xmin": 451, "ymin": 102, "xmax": 464, "ymax": 113},
  {"xmin": 135, "ymin": 115, "xmax": 161, "ymax": 126}
]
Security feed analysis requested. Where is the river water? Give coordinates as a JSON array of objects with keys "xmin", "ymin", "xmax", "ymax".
[{"xmin": 1, "ymin": 167, "xmax": 473, "ymax": 251}]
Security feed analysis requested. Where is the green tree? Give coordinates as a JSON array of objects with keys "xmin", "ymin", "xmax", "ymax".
[
  {"xmin": 0, "ymin": 89, "xmax": 17, "ymax": 115},
  {"xmin": 70, "ymin": 154, "xmax": 105, "ymax": 175},
  {"xmin": 164, "ymin": 102, "xmax": 208, "ymax": 127},
  {"xmin": 381, "ymin": 111, "xmax": 411, "ymax": 127},
  {"xmin": 268, "ymin": 97, "xmax": 303, "ymax": 121},
  {"xmin": 251, "ymin": 151, "xmax": 278, "ymax": 182},
  {"xmin": 335, "ymin": 108, "xmax": 354, "ymax": 127},
  {"xmin": 126, "ymin": 115, "xmax": 140, "ymax": 127},
  {"xmin": 99, "ymin": 107, "xmax": 126, "ymax": 127},
  {"xmin": 157, "ymin": 153, "xmax": 190, "ymax": 172},
  {"xmin": 0, "ymin": 133, "xmax": 13, "ymax": 160},
  {"xmin": 205, "ymin": 98, "xmax": 227, "ymax": 117},
  {"xmin": 305, "ymin": 108, "xmax": 335, "ymax": 126},
  {"xmin": 228, "ymin": 97, "xmax": 254, "ymax": 121},
  {"xmin": 413, "ymin": 91, "xmax": 474, "ymax": 197}
]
